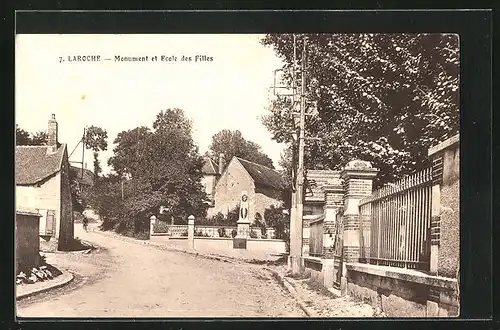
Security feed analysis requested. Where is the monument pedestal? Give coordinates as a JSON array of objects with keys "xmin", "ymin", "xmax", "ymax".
[
  {"xmin": 236, "ymin": 220, "xmax": 250, "ymax": 238},
  {"xmin": 234, "ymin": 220, "xmax": 250, "ymax": 249}
]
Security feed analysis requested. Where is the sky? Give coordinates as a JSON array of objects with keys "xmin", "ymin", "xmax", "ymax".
[{"xmin": 16, "ymin": 34, "xmax": 286, "ymax": 174}]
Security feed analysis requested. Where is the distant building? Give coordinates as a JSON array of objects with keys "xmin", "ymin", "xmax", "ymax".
[
  {"xmin": 208, "ymin": 156, "xmax": 285, "ymax": 224},
  {"xmin": 201, "ymin": 156, "xmax": 220, "ymax": 205},
  {"xmin": 302, "ymin": 169, "xmax": 342, "ymax": 256},
  {"xmin": 69, "ymin": 165, "xmax": 95, "ymax": 193},
  {"xmin": 15, "ymin": 114, "xmax": 74, "ymax": 248},
  {"xmin": 304, "ymin": 169, "xmax": 342, "ymax": 216}
]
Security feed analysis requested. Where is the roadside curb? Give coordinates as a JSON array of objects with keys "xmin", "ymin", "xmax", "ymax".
[
  {"xmin": 92, "ymin": 229, "xmax": 240, "ymax": 263},
  {"xmin": 263, "ymin": 267, "xmax": 316, "ymax": 317},
  {"xmin": 16, "ymin": 270, "xmax": 74, "ymax": 301}
]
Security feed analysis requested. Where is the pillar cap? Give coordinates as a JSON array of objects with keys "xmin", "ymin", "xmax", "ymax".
[
  {"xmin": 188, "ymin": 215, "xmax": 195, "ymax": 220},
  {"xmin": 340, "ymin": 160, "xmax": 378, "ymax": 179},
  {"xmin": 150, "ymin": 215, "xmax": 157, "ymax": 220},
  {"xmin": 428, "ymin": 134, "xmax": 459, "ymax": 157}
]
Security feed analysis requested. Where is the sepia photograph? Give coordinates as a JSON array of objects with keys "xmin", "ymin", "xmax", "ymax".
[{"xmin": 15, "ymin": 33, "xmax": 460, "ymax": 318}]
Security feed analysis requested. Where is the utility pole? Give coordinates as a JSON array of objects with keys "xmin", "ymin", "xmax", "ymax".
[
  {"xmin": 290, "ymin": 36, "xmax": 307, "ymax": 274},
  {"xmin": 270, "ymin": 35, "xmax": 310, "ymax": 274},
  {"xmin": 289, "ymin": 34, "xmax": 299, "ymax": 272},
  {"xmin": 81, "ymin": 127, "xmax": 86, "ymax": 179}
]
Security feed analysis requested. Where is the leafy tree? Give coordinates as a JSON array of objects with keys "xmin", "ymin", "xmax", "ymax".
[
  {"xmin": 101, "ymin": 109, "xmax": 209, "ymax": 235},
  {"xmin": 15, "ymin": 125, "xmax": 48, "ymax": 146},
  {"xmin": 107, "ymin": 126, "xmax": 151, "ymax": 178},
  {"xmin": 84, "ymin": 126, "xmax": 108, "ymax": 177},
  {"xmin": 264, "ymin": 205, "xmax": 290, "ymax": 250},
  {"xmin": 69, "ymin": 169, "xmax": 86, "ymax": 214},
  {"xmin": 208, "ymin": 129, "xmax": 274, "ymax": 171},
  {"xmin": 261, "ymin": 33, "xmax": 459, "ymax": 188},
  {"xmin": 85, "ymin": 174, "xmax": 123, "ymax": 231},
  {"xmin": 16, "ymin": 125, "xmax": 31, "ymax": 145},
  {"xmin": 31, "ymin": 131, "xmax": 49, "ymax": 145}
]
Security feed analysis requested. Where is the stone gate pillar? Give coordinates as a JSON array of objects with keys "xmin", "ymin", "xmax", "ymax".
[
  {"xmin": 187, "ymin": 215, "xmax": 195, "ymax": 249},
  {"xmin": 322, "ymin": 184, "xmax": 344, "ymax": 259},
  {"xmin": 320, "ymin": 184, "xmax": 344, "ymax": 287},
  {"xmin": 339, "ymin": 160, "xmax": 378, "ymax": 293},
  {"xmin": 149, "ymin": 215, "xmax": 156, "ymax": 238}
]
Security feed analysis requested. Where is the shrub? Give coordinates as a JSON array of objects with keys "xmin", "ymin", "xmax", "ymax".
[
  {"xmin": 212, "ymin": 212, "xmax": 225, "ymax": 225},
  {"xmin": 254, "ymin": 218, "xmax": 267, "ymax": 236},
  {"xmin": 250, "ymin": 230, "xmax": 258, "ymax": 238},
  {"xmin": 231, "ymin": 229, "xmax": 237, "ymax": 238},
  {"xmin": 226, "ymin": 206, "xmax": 240, "ymax": 225},
  {"xmin": 218, "ymin": 227, "xmax": 227, "ymax": 238}
]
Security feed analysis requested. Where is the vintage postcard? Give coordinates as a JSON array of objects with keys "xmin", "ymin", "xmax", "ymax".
[{"xmin": 15, "ymin": 33, "xmax": 460, "ymax": 318}]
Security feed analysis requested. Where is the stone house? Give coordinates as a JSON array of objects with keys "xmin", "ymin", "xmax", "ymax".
[
  {"xmin": 207, "ymin": 156, "xmax": 285, "ymax": 224},
  {"xmin": 201, "ymin": 156, "xmax": 220, "ymax": 205},
  {"xmin": 15, "ymin": 114, "xmax": 74, "ymax": 249},
  {"xmin": 15, "ymin": 207, "xmax": 42, "ymax": 272}
]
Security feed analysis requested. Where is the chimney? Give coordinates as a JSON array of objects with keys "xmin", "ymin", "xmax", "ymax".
[
  {"xmin": 47, "ymin": 114, "xmax": 58, "ymax": 150},
  {"xmin": 218, "ymin": 153, "xmax": 226, "ymax": 175}
]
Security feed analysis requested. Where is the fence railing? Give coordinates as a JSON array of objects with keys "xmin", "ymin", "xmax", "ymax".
[
  {"xmin": 308, "ymin": 215, "xmax": 325, "ymax": 257},
  {"xmin": 359, "ymin": 168, "xmax": 433, "ymax": 271},
  {"xmin": 153, "ymin": 222, "xmax": 278, "ymax": 239}
]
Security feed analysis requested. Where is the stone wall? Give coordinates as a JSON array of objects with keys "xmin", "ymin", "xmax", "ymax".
[
  {"xmin": 437, "ymin": 145, "xmax": 460, "ymax": 278},
  {"xmin": 16, "ymin": 212, "xmax": 41, "ymax": 272},
  {"xmin": 345, "ymin": 263, "xmax": 459, "ymax": 317}
]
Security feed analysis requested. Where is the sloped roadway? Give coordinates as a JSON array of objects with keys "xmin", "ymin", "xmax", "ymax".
[{"xmin": 16, "ymin": 225, "xmax": 305, "ymax": 318}]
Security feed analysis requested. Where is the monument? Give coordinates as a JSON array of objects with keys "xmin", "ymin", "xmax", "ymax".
[{"xmin": 234, "ymin": 191, "xmax": 250, "ymax": 249}]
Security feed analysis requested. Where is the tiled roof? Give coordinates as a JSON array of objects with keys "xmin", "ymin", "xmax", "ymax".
[
  {"xmin": 236, "ymin": 157, "xmax": 285, "ymax": 190},
  {"xmin": 202, "ymin": 157, "xmax": 219, "ymax": 175},
  {"xmin": 15, "ymin": 145, "xmax": 66, "ymax": 185},
  {"xmin": 305, "ymin": 169, "xmax": 341, "ymax": 202},
  {"xmin": 70, "ymin": 166, "xmax": 95, "ymax": 186}
]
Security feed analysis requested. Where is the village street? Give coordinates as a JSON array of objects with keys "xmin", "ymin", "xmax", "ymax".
[{"xmin": 17, "ymin": 224, "xmax": 306, "ymax": 318}]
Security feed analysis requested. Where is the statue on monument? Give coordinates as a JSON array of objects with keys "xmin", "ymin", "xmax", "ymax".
[{"xmin": 239, "ymin": 192, "xmax": 249, "ymax": 221}]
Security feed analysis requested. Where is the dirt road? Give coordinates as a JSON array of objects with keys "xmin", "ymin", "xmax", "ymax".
[{"xmin": 17, "ymin": 226, "xmax": 306, "ymax": 318}]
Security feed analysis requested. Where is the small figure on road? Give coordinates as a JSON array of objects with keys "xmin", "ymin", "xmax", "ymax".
[{"xmin": 83, "ymin": 216, "xmax": 89, "ymax": 232}]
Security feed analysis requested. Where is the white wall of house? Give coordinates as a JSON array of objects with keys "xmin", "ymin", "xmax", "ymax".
[
  {"xmin": 201, "ymin": 174, "xmax": 217, "ymax": 198},
  {"xmin": 16, "ymin": 173, "xmax": 62, "ymax": 237}
]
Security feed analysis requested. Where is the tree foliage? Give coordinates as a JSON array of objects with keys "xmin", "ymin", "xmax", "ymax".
[
  {"xmin": 15, "ymin": 125, "xmax": 48, "ymax": 146},
  {"xmin": 261, "ymin": 33, "xmax": 459, "ymax": 187},
  {"xmin": 84, "ymin": 126, "xmax": 108, "ymax": 178},
  {"xmin": 94, "ymin": 109, "xmax": 208, "ymax": 235},
  {"xmin": 208, "ymin": 129, "xmax": 274, "ymax": 171}
]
